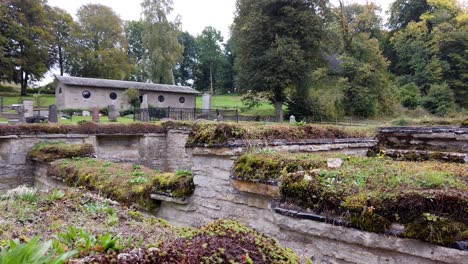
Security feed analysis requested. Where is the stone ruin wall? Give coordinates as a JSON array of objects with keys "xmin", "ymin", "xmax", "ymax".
[{"xmin": 1, "ymin": 126, "xmax": 467, "ymax": 263}]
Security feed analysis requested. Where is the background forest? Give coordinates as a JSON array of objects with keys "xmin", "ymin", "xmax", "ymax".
[{"xmin": 0, "ymin": 0, "xmax": 466, "ymax": 121}]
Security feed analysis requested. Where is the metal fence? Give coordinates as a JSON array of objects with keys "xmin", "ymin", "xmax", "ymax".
[{"xmin": 134, "ymin": 107, "xmax": 239, "ymax": 122}]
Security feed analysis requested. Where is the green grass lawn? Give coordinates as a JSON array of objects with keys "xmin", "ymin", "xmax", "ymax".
[
  {"xmin": 59, "ymin": 116, "xmax": 134, "ymax": 124},
  {"xmin": 1, "ymin": 95, "xmax": 56, "ymax": 107},
  {"xmin": 196, "ymin": 94, "xmax": 276, "ymax": 117}
]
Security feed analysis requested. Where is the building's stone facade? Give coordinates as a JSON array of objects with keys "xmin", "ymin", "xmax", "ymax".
[
  {"xmin": 55, "ymin": 76, "xmax": 199, "ymax": 111},
  {"xmin": 56, "ymin": 83, "xmax": 197, "ymax": 111}
]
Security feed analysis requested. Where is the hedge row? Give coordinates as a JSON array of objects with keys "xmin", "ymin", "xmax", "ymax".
[
  {"xmin": 48, "ymin": 158, "xmax": 195, "ymax": 210},
  {"xmin": 234, "ymin": 153, "xmax": 468, "ymax": 247}
]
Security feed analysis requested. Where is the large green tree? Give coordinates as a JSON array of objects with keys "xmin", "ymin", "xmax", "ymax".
[
  {"xmin": 69, "ymin": 4, "xmax": 131, "ymax": 80},
  {"xmin": 194, "ymin": 26, "xmax": 224, "ymax": 93},
  {"xmin": 141, "ymin": 0, "xmax": 183, "ymax": 84},
  {"xmin": 391, "ymin": 0, "xmax": 466, "ymax": 109},
  {"xmin": 49, "ymin": 7, "xmax": 76, "ymax": 76},
  {"xmin": 233, "ymin": 0, "xmax": 327, "ymax": 122},
  {"xmin": 0, "ymin": 0, "xmax": 54, "ymax": 95},
  {"xmin": 388, "ymin": 0, "xmax": 430, "ymax": 30},
  {"xmin": 174, "ymin": 31, "xmax": 197, "ymax": 86},
  {"xmin": 125, "ymin": 20, "xmax": 146, "ymax": 81}
]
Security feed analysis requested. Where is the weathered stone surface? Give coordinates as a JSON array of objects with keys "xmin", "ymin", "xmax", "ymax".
[
  {"xmin": 150, "ymin": 194, "xmax": 189, "ymax": 205},
  {"xmin": 327, "ymin": 158, "xmax": 343, "ymax": 168},
  {"xmin": 231, "ymin": 179, "xmax": 280, "ymax": 197}
]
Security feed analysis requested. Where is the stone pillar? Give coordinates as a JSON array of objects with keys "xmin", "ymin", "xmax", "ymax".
[
  {"xmin": 140, "ymin": 94, "xmax": 149, "ymax": 122},
  {"xmin": 48, "ymin": 105, "xmax": 58, "ymax": 123},
  {"xmin": 141, "ymin": 94, "xmax": 149, "ymax": 109},
  {"xmin": 202, "ymin": 93, "xmax": 211, "ymax": 110},
  {"xmin": 202, "ymin": 93, "xmax": 211, "ymax": 119},
  {"xmin": 92, "ymin": 107, "xmax": 100, "ymax": 123},
  {"xmin": 108, "ymin": 104, "xmax": 118, "ymax": 122}
]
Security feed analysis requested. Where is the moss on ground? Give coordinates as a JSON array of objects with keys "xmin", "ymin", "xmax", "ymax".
[
  {"xmin": 234, "ymin": 152, "xmax": 468, "ymax": 246},
  {"xmin": 186, "ymin": 122, "xmax": 375, "ymax": 146},
  {"xmin": 49, "ymin": 158, "xmax": 195, "ymax": 210},
  {"xmin": 0, "ymin": 189, "xmax": 298, "ymax": 263},
  {"xmin": 28, "ymin": 142, "xmax": 94, "ymax": 162}
]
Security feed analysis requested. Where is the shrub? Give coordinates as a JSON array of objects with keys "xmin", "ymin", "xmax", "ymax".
[
  {"xmin": 48, "ymin": 159, "xmax": 194, "ymax": 210},
  {"xmin": 462, "ymin": 118, "xmax": 468, "ymax": 127},
  {"xmin": 119, "ymin": 109, "xmax": 134, "ymax": 117},
  {"xmin": 28, "ymin": 142, "xmax": 95, "ymax": 162},
  {"xmin": 422, "ymin": 83, "xmax": 456, "ymax": 116},
  {"xmin": 398, "ymin": 83, "xmax": 421, "ymax": 109},
  {"xmin": 99, "ymin": 107, "xmax": 108, "ymax": 116}
]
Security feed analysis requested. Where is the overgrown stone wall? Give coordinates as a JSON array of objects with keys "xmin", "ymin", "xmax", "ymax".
[
  {"xmin": 157, "ymin": 147, "xmax": 467, "ymax": 264},
  {"xmin": 0, "ymin": 130, "xmax": 191, "ymax": 192},
  {"xmin": 378, "ymin": 126, "xmax": 468, "ymax": 163}
]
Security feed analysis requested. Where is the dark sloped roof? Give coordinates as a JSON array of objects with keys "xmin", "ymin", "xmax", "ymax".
[{"xmin": 56, "ymin": 76, "xmax": 200, "ymax": 95}]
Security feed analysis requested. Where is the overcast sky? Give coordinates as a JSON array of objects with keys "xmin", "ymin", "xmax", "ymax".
[{"xmin": 47, "ymin": 0, "xmax": 394, "ymax": 39}]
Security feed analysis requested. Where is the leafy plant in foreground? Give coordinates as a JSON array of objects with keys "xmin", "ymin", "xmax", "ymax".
[{"xmin": 0, "ymin": 238, "xmax": 76, "ymax": 264}]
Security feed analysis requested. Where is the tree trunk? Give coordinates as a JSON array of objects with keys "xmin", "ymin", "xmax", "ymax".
[
  {"xmin": 275, "ymin": 101, "xmax": 283, "ymax": 123},
  {"xmin": 209, "ymin": 64, "xmax": 214, "ymax": 95},
  {"xmin": 20, "ymin": 70, "xmax": 28, "ymax": 96},
  {"xmin": 58, "ymin": 45, "xmax": 64, "ymax": 76}
]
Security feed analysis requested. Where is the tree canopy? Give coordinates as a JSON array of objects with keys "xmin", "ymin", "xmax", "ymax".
[{"xmin": 233, "ymin": 0, "xmax": 327, "ymax": 122}]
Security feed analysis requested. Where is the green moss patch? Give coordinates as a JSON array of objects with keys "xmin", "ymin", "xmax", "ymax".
[
  {"xmin": 48, "ymin": 159, "xmax": 195, "ymax": 210},
  {"xmin": 28, "ymin": 142, "xmax": 95, "ymax": 162},
  {"xmin": 462, "ymin": 118, "xmax": 468, "ymax": 127},
  {"xmin": 152, "ymin": 170, "xmax": 195, "ymax": 198},
  {"xmin": 0, "ymin": 122, "xmax": 165, "ymax": 136},
  {"xmin": 0, "ymin": 189, "xmax": 298, "ymax": 263},
  {"xmin": 187, "ymin": 122, "xmax": 375, "ymax": 146},
  {"xmin": 235, "ymin": 152, "xmax": 468, "ymax": 246}
]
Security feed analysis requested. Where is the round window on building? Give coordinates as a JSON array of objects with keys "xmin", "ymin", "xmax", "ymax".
[
  {"xmin": 110, "ymin": 92, "xmax": 118, "ymax": 100},
  {"xmin": 82, "ymin": 90, "xmax": 91, "ymax": 99},
  {"xmin": 179, "ymin": 97, "xmax": 185, "ymax": 104},
  {"xmin": 158, "ymin": 95, "xmax": 165, "ymax": 102}
]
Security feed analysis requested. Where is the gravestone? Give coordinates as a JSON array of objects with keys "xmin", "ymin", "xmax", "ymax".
[
  {"xmin": 290, "ymin": 115, "xmax": 296, "ymax": 124},
  {"xmin": 82, "ymin": 111, "xmax": 91, "ymax": 117},
  {"xmin": 48, "ymin": 105, "xmax": 58, "ymax": 123},
  {"xmin": 108, "ymin": 104, "xmax": 118, "ymax": 122},
  {"xmin": 23, "ymin": 100, "xmax": 34, "ymax": 119},
  {"xmin": 92, "ymin": 107, "xmax": 100, "ymax": 123},
  {"xmin": 216, "ymin": 114, "xmax": 224, "ymax": 122}
]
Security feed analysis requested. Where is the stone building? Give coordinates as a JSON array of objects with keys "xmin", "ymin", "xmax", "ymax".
[{"xmin": 55, "ymin": 76, "xmax": 199, "ymax": 110}]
